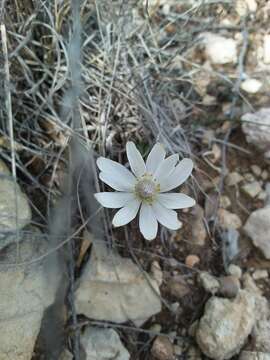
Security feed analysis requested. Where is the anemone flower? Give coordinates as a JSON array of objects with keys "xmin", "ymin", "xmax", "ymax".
[{"xmin": 94, "ymin": 142, "xmax": 195, "ymax": 240}]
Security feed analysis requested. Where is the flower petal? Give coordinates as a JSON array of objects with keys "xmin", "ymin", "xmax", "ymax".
[
  {"xmin": 157, "ymin": 193, "xmax": 196, "ymax": 209},
  {"xmin": 97, "ymin": 157, "xmax": 136, "ymax": 187},
  {"xmin": 154, "ymin": 154, "xmax": 179, "ymax": 183},
  {"xmin": 126, "ymin": 141, "xmax": 146, "ymax": 178},
  {"xmin": 112, "ymin": 199, "xmax": 141, "ymax": 227},
  {"xmin": 139, "ymin": 203, "xmax": 158, "ymax": 240},
  {"xmin": 146, "ymin": 143, "xmax": 166, "ymax": 174},
  {"xmin": 152, "ymin": 201, "xmax": 182, "ymax": 230},
  {"xmin": 94, "ymin": 192, "xmax": 135, "ymax": 208},
  {"xmin": 159, "ymin": 158, "xmax": 193, "ymax": 192},
  {"xmin": 99, "ymin": 172, "xmax": 133, "ymax": 191}
]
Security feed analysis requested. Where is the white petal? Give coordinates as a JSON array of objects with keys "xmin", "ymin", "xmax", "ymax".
[
  {"xmin": 157, "ymin": 193, "xmax": 196, "ymax": 209},
  {"xmin": 94, "ymin": 192, "xmax": 135, "ymax": 208},
  {"xmin": 112, "ymin": 199, "xmax": 141, "ymax": 227},
  {"xmin": 154, "ymin": 154, "xmax": 179, "ymax": 183},
  {"xmin": 159, "ymin": 158, "xmax": 193, "ymax": 192},
  {"xmin": 97, "ymin": 157, "xmax": 136, "ymax": 187},
  {"xmin": 139, "ymin": 203, "xmax": 158, "ymax": 241},
  {"xmin": 146, "ymin": 143, "xmax": 166, "ymax": 174},
  {"xmin": 99, "ymin": 172, "xmax": 134, "ymax": 191},
  {"xmin": 152, "ymin": 201, "xmax": 182, "ymax": 230},
  {"xmin": 126, "ymin": 141, "xmax": 146, "ymax": 178}
]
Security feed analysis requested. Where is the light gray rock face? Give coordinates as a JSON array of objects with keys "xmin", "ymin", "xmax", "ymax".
[
  {"xmin": 75, "ymin": 242, "xmax": 161, "ymax": 326},
  {"xmin": 196, "ymin": 290, "xmax": 256, "ymax": 360},
  {"xmin": 0, "ymin": 160, "xmax": 31, "ymax": 250},
  {"xmin": 240, "ymin": 351, "xmax": 270, "ymax": 360},
  {"xmin": 241, "ymin": 108, "xmax": 270, "ymax": 157},
  {"xmin": 244, "ymin": 207, "xmax": 270, "ymax": 259},
  {"xmin": 81, "ymin": 327, "xmax": 130, "ymax": 360},
  {"xmin": 0, "ymin": 234, "xmax": 59, "ymax": 360}
]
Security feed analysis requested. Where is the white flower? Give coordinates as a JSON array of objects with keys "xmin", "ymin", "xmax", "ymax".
[{"xmin": 94, "ymin": 142, "xmax": 195, "ymax": 241}]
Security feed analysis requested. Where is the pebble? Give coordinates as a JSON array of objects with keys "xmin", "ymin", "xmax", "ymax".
[
  {"xmin": 252, "ymin": 270, "xmax": 269, "ymax": 280},
  {"xmin": 168, "ymin": 276, "xmax": 190, "ymax": 299},
  {"xmin": 261, "ymin": 170, "xmax": 268, "ymax": 181},
  {"xmin": 218, "ymin": 275, "xmax": 240, "ymax": 298},
  {"xmin": 258, "ymin": 191, "xmax": 268, "ymax": 201},
  {"xmin": 251, "ymin": 165, "xmax": 262, "ymax": 177},
  {"xmin": 203, "ymin": 33, "xmax": 237, "ymax": 65},
  {"xmin": 151, "ymin": 336, "xmax": 174, "ymax": 360},
  {"xmin": 220, "ymin": 195, "xmax": 231, "ymax": 209},
  {"xmin": 241, "ymin": 181, "xmax": 262, "ymax": 198},
  {"xmin": 185, "ymin": 254, "xmax": 200, "ymax": 268},
  {"xmin": 226, "ymin": 172, "xmax": 244, "ymax": 186},
  {"xmin": 241, "ymin": 78, "xmax": 262, "ymax": 94},
  {"xmin": 198, "ymin": 272, "xmax": 220, "ymax": 295},
  {"xmin": 227, "ymin": 264, "xmax": 242, "ymax": 279},
  {"xmin": 218, "ymin": 209, "xmax": 242, "ymax": 229},
  {"xmin": 244, "ymin": 173, "xmax": 256, "ymax": 182}
]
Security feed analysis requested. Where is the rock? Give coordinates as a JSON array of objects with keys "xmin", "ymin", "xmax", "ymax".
[
  {"xmin": 59, "ymin": 349, "xmax": 73, "ymax": 360},
  {"xmin": 261, "ymin": 170, "xmax": 269, "ymax": 181},
  {"xmin": 236, "ymin": 0, "xmax": 257, "ymax": 16},
  {"xmin": 0, "ymin": 233, "xmax": 59, "ymax": 360},
  {"xmin": 242, "ymin": 273, "xmax": 262, "ymax": 296},
  {"xmin": 253, "ymin": 320, "xmax": 270, "ymax": 352},
  {"xmin": 198, "ymin": 272, "xmax": 220, "ymax": 295},
  {"xmin": 151, "ymin": 336, "xmax": 174, "ymax": 360},
  {"xmin": 244, "ymin": 173, "xmax": 256, "ymax": 182},
  {"xmin": 227, "ymin": 264, "xmax": 242, "ymax": 279},
  {"xmin": 244, "ymin": 207, "xmax": 270, "ymax": 259},
  {"xmin": 242, "ymin": 181, "xmax": 262, "ymax": 198},
  {"xmin": 191, "ymin": 205, "xmax": 207, "ymax": 246},
  {"xmin": 81, "ymin": 327, "xmax": 130, "ymax": 360},
  {"xmin": 240, "ymin": 351, "xmax": 270, "ymax": 360},
  {"xmin": 263, "ymin": 35, "xmax": 270, "ymax": 64},
  {"xmin": 222, "ymin": 228, "xmax": 240, "ymax": 267},
  {"xmin": 196, "ymin": 290, "xmax": 256, "ymax": 359},
  {"xmin": 241, "ymin": 108, "xmax": 270, "ymax": 156},
  {"xmin": 253, "ymin": 269, "xmax": 268, "ymax": 280},
  {"xmin": 220, "ymin": 196, "xmax": 231, "ymax": 209},
  {"xmin": 226, "ymin": 172, "xmax": 244, "ymax": 186},
  {"xmin": 218, "ymin": 276, "xmax": 240, "ymax": 298},
  {"xmin": 75, "ymin": 241, "xmax": 161, "ymax": 325},
  {"xmin": 0, "ymin": 160, "xmax": 31, "ymax": 250},
  {"xmin": 218, "ymin": 209, "xmax": 242, "ymax": 229},
  {"xmin": 185, "ymin": 254, "xmax": 200, "ymax": 268},
  {"xmin": 251, "ymin": 165, "xmax": 262, "ymax": 177},
  {"xmin": 241, "ymin": 79, "xmax": 262, "ymax": 94},
  {"xmin": 203, "ymin": 33, "xmax": 237, "ymax": 65}
]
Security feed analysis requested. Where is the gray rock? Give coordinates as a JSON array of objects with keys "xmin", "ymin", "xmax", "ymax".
[
  {"xmin": 227, "ymin": 264, "xmax": 242, "ymax": 279},
  {"xmin": 0, "ymin": 232, "xmax": 59, "ymax": 360},
  {"xmin": 241, "ymin": 181, "xmax": 262, "ymax": 198},
  {"xmin": 196, "ymin": 290, "xmax": 256, "ymax": 359},
  {"xmin": 81, "ymin": 327, "xmax": 130, "ymax": 360},
  {"xmin": 241, "ymin": 108, "xmax": 270, "ymax": 156},
  {"xmin": 218, "ymin": 209, "xmax": 242, "ymax": 229},
  {"xmin": 198, "ymin": 272, "xmax": 220, "ymax": 295},
  {"xmin": 244, "ymin": 207, "xmax": 270, "ymax": 259},
  {"xmin": 0, "ymin": 160, "xmax": 31, "ymax": 250},
  {"xmin": 218, "ymin": 276, "xmax": 240, "ymax": 298},
  {"xmin": 75, "ymin": 241, "xmax": 161, "ymax": 325},
  {"xmin": 226, "ymin": 172, "xmax": 244, "ymax": 186},
  {"xmin": 253, "ymin": 319, "xmax": 270, "ymax": 352},
  {"xmin": 203, "ymin": 33, "xmax": 237, "ymax": 65},
  {"xmin": 240, "ymin": 351, "xmax": 270, "ymax": 360}
]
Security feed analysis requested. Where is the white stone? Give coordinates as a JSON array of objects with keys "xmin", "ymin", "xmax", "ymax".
[
  {"xmin": 81, "ymin": 327, "xmax": 130, "ymax": 360},
  {"xmin": 263, "ymin": 35, "xmax": 270, "ymax": 64},
  {"xmin": 203, "ymin": 33, "xmax": 237, "ymax": 65},
  {"xmin": 0, "ymin": 235, "xmax": 59, "ymax": 360},
  {"xmin": 241, "ymin": 181, "xmax": 262, "ymax": 198},
  {"xmin": 241, "ymin": 79, "xmax": 262, "ymax": 94},
  {"xmin": 226, "ymin": 172, "xmax": 244, "ymax": 186},
  {"xmin": 198, "ymin": 272, "xmax": 220, "ymax": 295},
  {"xmin": 75, "ymin": 241, "xmax": 161, "ymax": 325},
  {"xmin": 227, "ymin": 264, "xmax": 242, "ymax": 279},
  {"xmin": 253, "ymin": 319, "xmax": 270, "ymax": 352},
  {"xmin": 236, "ymin": 0, "xmax": 257, "ymax": 16},
  {"xmin": 252, "ymin": 269, "xmax": 268, "ymax": 280},
  {"xmin": 244, "ymin": 207, "xmax": 270, "ymax": 259},
  {"xmin": 218, "ymin": 208, "xmax": 242, "ymax": 229},
  {"xmin": 241, "ymin": 108, "xmax": 270, "ymax": 155},
  {"xmin": 196, "ymin": 290, "xmax": 256, "ymax": 359}
]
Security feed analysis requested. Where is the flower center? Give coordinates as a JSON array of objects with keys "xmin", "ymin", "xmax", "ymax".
[{"xmin": 135, "ymin": 177, "xmax": 158, "ymax": 201}]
